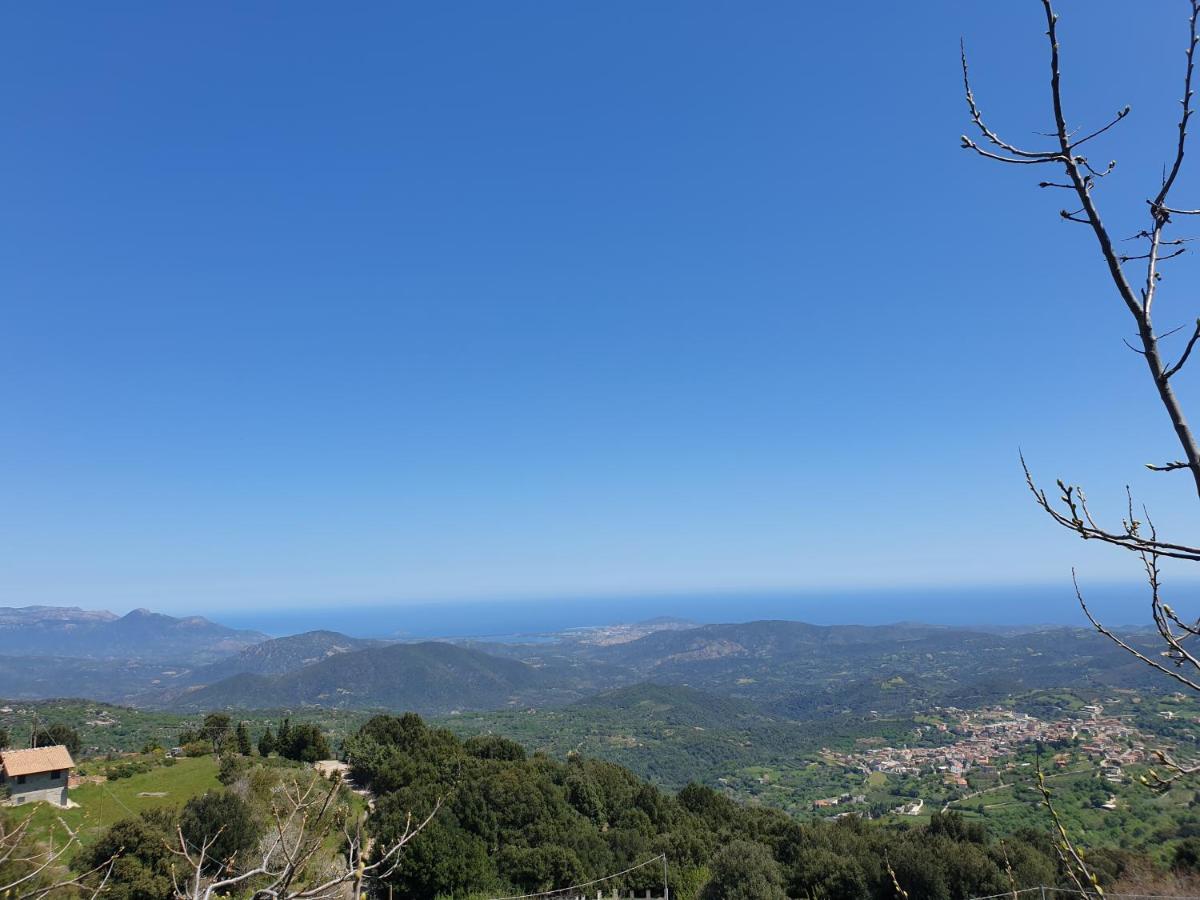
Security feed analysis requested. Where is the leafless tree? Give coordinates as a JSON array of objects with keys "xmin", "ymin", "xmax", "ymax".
[
  {"xmin": 0, "ymin": 809, "xmax": 115, "ymax": 900},
  {"xmin": 963, "ymin": 0, "xmax": 1200, "ymax": 778},
  {"xmin": 164, "ymin": 774, "xmax": 437, "ymax": 900},
  {"xmin": 962, "ymin": 1, "xmax": 1200, "ymax": 894}
]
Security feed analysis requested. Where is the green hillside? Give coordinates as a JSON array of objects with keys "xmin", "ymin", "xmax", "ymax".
[
  {"xmin": 172, "ymin": 641, "xmax": 577, "ymax": 712},
  {"xmin": 441, "ymin": 682, "xmax": 921, "ymax": 790},
  {"xmin": 21, "ymin": 756, "xmax": 221, "ymax": 857}
]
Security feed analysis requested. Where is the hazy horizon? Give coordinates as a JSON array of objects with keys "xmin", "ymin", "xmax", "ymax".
[{"xmin": 12, "ymin": 579, "xmax": 1181, "ymax": 639}]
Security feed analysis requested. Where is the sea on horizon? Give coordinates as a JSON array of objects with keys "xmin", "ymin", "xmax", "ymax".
[{"xmin": 203, "ymin": 581, "xmax": 1180, "ymax": 640}]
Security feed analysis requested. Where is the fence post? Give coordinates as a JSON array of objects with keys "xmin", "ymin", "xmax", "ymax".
[{"xmin": 1040, "ymin": 886, "xmax": 1046, "ymax": 900}]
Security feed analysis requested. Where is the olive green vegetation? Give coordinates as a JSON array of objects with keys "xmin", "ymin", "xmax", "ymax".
[
  {"xmin": 439, "ymin": 682, "xmax": 927, "ymax": 795},
  {"xmin": 701, "ymin": 842, "xmax": 787, "ymax": 900},
  {"xmin": 7, "ymin": 708, "xmax": 335, "ymax": 862},
  {"xmin": 438, "ymin": 684, "xmax": 1200, "ymax": 851},
  {"xmin": 178, "ymin": 789, "xmax": 260, "ymax": 874},
  {"xmin": 2, "ymin": 734, "xmax": 351, "ymax": 897},
  {"xmin": 945, "ymin": 761, "xmax": 1200, "ymax": 859},
  {"xmin": 344, "ymin": 712, "xmax": 1182, "ymax": 900},
  {"xmin": 32, "ymin": 723, "xmax": 81, "ymax": 755},
  {"xmin": 0, "ymin": 699, "xmax": 372, "ymax": 757},
  {"xmin": 6, "ymin": 709, "xmax": 1200, "ymax": 900},
  {"xmin": 20, "ymin": 756, "xmax": 222, "ymax": 855},
  {"xmin": 5, "ymin": 688, "xmax": 1200, "ymax": 867},
  {"xmin": 66, "ymin": 763, "xmax": 347, "ymax": 900}
]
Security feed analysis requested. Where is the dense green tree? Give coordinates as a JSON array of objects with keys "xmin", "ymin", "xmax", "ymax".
[
  {"xmin": 257, "ymin": 726, "xmax": 276, "ymax": 757},
  {"xmin": 176, "ymin": 727, "xmax": 199, "ymax": 746},
  {"xmin": 235, "ymin": 720, "xmax": 252, "ymax": 755},
  {"xmin": 200, "ymin": 712, "xmax": 232, "ymax": 755},
  {"xmin": 179, "ymin": 790, "xmax": 260, "ymax": 876},
  {"xmin": 1177, "ymin": 837, "xmax": 1200, "ymax": 872},
  {"xmin": 236, "ymin": 724, "xmax": 253, "ymax": 758},
  {"xmin": 678, "ymin": 782, "xmax": 739, "ymax": 826},
  {"xmin": 939, "ymin": 840, "xmax": 1007, "ymax": 900},
  {"xmin": 788, "ymin": 847, "xmax": 868, "ymax": 900},
  {"xmin": 32, "ymin": 723, "xmax": 80, "ymax": 755},
  {"xmin": 0, "ymin": 727, "xmax": 7, "ymax": 750},
  {"xmin": 993, "ymin": 837, "xmax": 1057, "ymax": 891},
  {"xmin": 279, "ymin": 722, "xmax": 331, "ymax": 763},
  {"xmin": 565, "ymin": 769, "xmax": 606, "ymax": 826},
  {"xmin": 700, "ymin": 841, "xmax": 787, "ymax": 900},
  {"xmin": 927, "ymin": 811, "xmax": 986, "ymax": 845},
  {"xmin": 464, "ymin": 733, "xmax": 526, "ymax": 761},
  {"xmin": 343, "ymin": 713, "xmax": 1069, "ymax": 900},
  {"xmin": 75, "ymin": 810, "xmax": 176, "ymax": 900},
  {"xmin": 375, "ymin": 801, "xmax": 498, "ymax": 900},
  {"xmin": 497, "ymin": 844, "xmax": 586, "ymax": 894}
]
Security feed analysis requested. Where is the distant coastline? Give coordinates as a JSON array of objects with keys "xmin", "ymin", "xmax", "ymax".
[{"xmin": 199, "ymin": 580, "xmax": 1189, "ymax": 639}]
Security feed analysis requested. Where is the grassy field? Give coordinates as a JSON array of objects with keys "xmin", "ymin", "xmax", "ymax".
[{"xmin": 18, "ymin": 756, "xmax": 221, "ymax": 856}]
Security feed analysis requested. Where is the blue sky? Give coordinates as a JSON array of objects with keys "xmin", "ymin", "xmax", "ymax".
[{"xmin": 3, "ymin": 1, "xmax": 1199, "ymax": 618}]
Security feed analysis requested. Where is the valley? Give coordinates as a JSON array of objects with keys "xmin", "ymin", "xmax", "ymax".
[{"xmin": 1, "ymin": 603, "xmax": 1195, "ymax": 859}]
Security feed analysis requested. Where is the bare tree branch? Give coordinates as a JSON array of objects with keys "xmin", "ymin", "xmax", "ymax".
[
  {"xmin": 1146, "ymin": 459, "xmax": 1191, "ymax": 472},
  {"xmin": 1074, "ymin": 572, "xmax": 1200, "ymax": 693},
  {"xmin": 0, "ymin": 813, "xmax": 118, "ymax": 900},
  {"xmin": 1071, "ymin": 107, "xmax": 1131, "ymax": 148},
  {"xmin": 960, "ymin": 39, "xmax": 1064, "ymax": 161},
  {"xmin": 1165, "ymin": 318, "xmax": 1200, "ymax": 378},
  {"xmin": 164, "ymin": 772, "xmax": 440, "ymax": 900},
  {"xmin": 965, "ymin": 0, "xmax": 1200, "ymax": 869},
  {"xmin": 966, "ymin": 1, "xmax": 1200, "ymax": 491}
]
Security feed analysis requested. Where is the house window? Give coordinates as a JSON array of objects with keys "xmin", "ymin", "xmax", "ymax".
[
  {"xmin": 16, "ymin": 775, "xmax": 26, "ymax": 785},
  {"xmin": 50, "ymin": 770, "xmax": 61, "ymax": 780}
]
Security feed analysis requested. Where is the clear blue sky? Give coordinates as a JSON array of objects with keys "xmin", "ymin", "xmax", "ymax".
[{"xmin": 3, "ymin": 1, "xmax": 1199, "ymax": 616}]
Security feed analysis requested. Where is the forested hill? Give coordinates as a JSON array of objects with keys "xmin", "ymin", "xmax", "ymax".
[
  {"xmin": 345, "ymin": 712, "xmax": 1080, "ymax": 900},
  {"xmin": 580, "ymin": 682, "xmax": 772, "ymax": 729},
  {"xmin": 582, "ymin": 620, "xmax": 1165, "ymax": 712},
  {"xmin": 164, "ymin": 630, "xmax": 382, "ymax": 693},
  {"xmin": 171, "ymin": 641, "xmax": 577, "ymax": 713},
  {"xmin": 442, "ymin": 683, "xmax": 816, "ymax": 789},
  {"xmin": 440, "ymin": 682, "xmax": 936, "ymax": 792}
]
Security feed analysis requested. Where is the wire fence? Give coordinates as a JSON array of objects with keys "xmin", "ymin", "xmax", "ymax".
[{"xmin": 484, "ymin": 855, "xmax": 669, "ymax": 900}]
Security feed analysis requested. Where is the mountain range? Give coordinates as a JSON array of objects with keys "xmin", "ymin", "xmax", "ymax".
[
  {"xmin": 0, "ymin": 606, "xmax": 267, "ymax": 663},
  {"xmin": 166, "ymin": 630, "xmax": 381, "ymax": 691},
  {"xmin": 0, "ymin": 606, "xmax": 1169, "ymax": 719}
]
